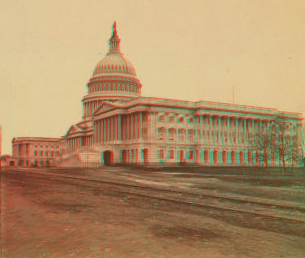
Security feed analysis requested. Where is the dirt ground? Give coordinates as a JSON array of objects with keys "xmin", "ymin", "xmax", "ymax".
[{"xmin": 1, "ymin": 166, "xmax": 305, "ymax": 258}]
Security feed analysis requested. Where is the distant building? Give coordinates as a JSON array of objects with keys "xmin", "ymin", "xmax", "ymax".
[
  {"xmin": 12, "ymin": 137, "xmax": 62, "ymax": 167},
  {"xmin": 11, "ymin": 22, "xmax": 304, "ymax": 167}
]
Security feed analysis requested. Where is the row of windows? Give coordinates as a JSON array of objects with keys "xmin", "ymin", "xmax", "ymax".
[
  {"xmin": 34, "ymin": 145, "xmax": 59, "ymax": 148},
  {"xmin": 157, "ymin": 149, "xmax": 194, "ymax": 160},
  {"xmin": 157, "ymin": 128, "xmax": 194, "ymax": 141},
  {"xmin": 95, "ymin": 64, "xmax": 134, "ymax": 74},
  {"xmin": 34, "ymin": 151, "xmax": 60, "ymax": 157},
  {"xmin": 158, "ymin": 115, "xmax": 194, "ymax": 124},
  {"xmin": 88, "ymin": 83, "xmax": 139, "ymax": 94}
]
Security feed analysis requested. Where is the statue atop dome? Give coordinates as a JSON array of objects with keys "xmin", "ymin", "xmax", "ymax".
[{"xmin": 112, "ymin": 21, "xmax": 117, "ymax": 37}]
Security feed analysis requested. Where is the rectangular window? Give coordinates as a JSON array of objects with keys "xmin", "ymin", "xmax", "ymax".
[
  {"xmin": 170, "ymin": 150, "xmax": 174, "ymax": 159},
  {"xmin": 160, "ymin": 149, "xmax": 164, "ymax": 159},
  {"xmin": 189, "ymin": 150, "xmax": 193, "ymax": 159},
  {"xmin": 168, "ymin": 117, "xmax": 174, "ymax": 123}
]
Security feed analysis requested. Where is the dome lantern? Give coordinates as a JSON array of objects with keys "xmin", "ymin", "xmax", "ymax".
[{"xmin": 108, "ymin": 21, "xmax": 121, "ymax": 54}]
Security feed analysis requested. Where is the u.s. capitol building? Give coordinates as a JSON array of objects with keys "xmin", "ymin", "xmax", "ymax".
[{"xmin": 11, "ymin": 22, "xmax": 304, "ymax": 167}]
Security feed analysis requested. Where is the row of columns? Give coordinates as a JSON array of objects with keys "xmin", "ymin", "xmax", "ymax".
[
  {"xmin": 95, "ymin": 112, "xmax": 148, "ymax": 143},
  {"xmin": 66, "ymin": 136, "xmax": 93, "ymax": 153},
  {"xmin": 84, "ymin": 100, "xmax": 101, "ymax": 117},
  {"xmin": 120, "ymin": 148, "xmax": 148, "ymax": 164},
  {"xmin": 88, "ymin": 83, "xmax": 139, "ymax": 94},
  {"xmin": 196, "ymin": 115, "xmax": 274, "ymax": 146},
  {"xmin": 154, "ymin": 148, "xmax": 287, "ymax": 166}
]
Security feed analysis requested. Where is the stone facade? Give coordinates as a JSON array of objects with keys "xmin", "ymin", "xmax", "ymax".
[{"xmin": 12, "ymin": 137, "xmax": 62, "ymax": 167}]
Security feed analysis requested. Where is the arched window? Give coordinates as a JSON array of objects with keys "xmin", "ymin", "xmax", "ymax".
[
  {"xmin": 168, "ymin": 128, "xmax": 175, "ymax": 141},
  {"xmin": 168, "ymin": 116, "xmax": 174, "ymax": 123},
  {"xmin": 158, "ymin": 115, "xmax": 165, "ymax": 122},
  {"xmin": 178, "ymin": 129, "xmax": 185, "ymax": 142},
  {"xmin": 178, "ymin": 117, "xmax": 184, "ymax": 123},
  {"xmin": 188, "ymin": 130, "xmax": 194, "ymax": 142},
  {"xmin": 157, "ymin": 127, "xmax": 165, "ymax": 140}
]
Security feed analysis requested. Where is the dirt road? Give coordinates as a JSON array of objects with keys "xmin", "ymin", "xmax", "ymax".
[{"xmin": 1, "ymin": 166, "xmax": 305, "ymax": 257}]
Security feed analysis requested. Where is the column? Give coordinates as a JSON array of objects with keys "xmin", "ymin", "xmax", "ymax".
[
  {"xmin": 221, "ymin": 117, "xmax": 225, "ymax": 145},
  {"xmin": 252, "ymin": 119, "xmax": 256, "ymax": 145},
  {"xmin": 244, "ymin": 150, "xmax": 248, "ymax": 165},
  {"xmin": 113, "ymin": 116, "xmax": 116, "ymax": 142},
  {"xmin": 235, "ymin": 117, "xmax": 239, "ymax": 145},
  {"xmin": 103, "ymin": 119, "xmax": 106, "ymax": 143},
  {"xmin": 244, "ymin": 119, "xmax": 248, "ymax": 146},
  {"xmin": 110, "ymin": 117, "xmax": 113, "ymax": 142},
  {"xmin": 134, "ymin": 113, "xmax": 138, "ymax": 140},
  {"xmin": 104, "ymin": 119, "xmax": 107, "ymax": 142},
  {"xmin": 94, "ymin": 122, "xmax": 97, "ymax": 143},
  {"xmin": 204, "ymin": 115, "xmax": 208, "ymax": 144},
  {"xmin": 218, "ymin": 116, "xmax": 222, "ymax": 145},
  {"xmin": 108, "ymin": 117, "xmax": 111, "ymax": 142},
  {"xmin": 124, "ymin": 115, "xmax": 127, "ymax": 141},
  {"xmin": 103, "ymin": 119, "xmax": 105, "ymax": 143},
  {"xmin": 199, "ymin": 116, "xmax": 202, "ymax": 144},
  {"xmin": 139, "ymin": 112, "xmax": 143, "ymax": 141},
  {"xmin": 118, "ymin": 115, "xmax": 121, "ymax": 141},
  {"xmin": 113, "ymin": 116, "xmax": 116, "ymax": 141},
  {"xmin": 209, "ymin": 115, "xmax": 213, "ymax": 144},
  {"xmin": 227, "ymin": 117, "xmax": 231, "ymax": 145},
  {"xmin": 98, "ymin": 121, "xmax": 101, "ymax": 143},
  {"xmin": 130, "ymin": 114, "xmax": 133, "ymax": 141},
  {"xmin": 126, "ymin": 115, "xmax": 130, "ymax": 141},
  {"xmin": 210, "ymin": 149, "xmax": 214, "ymax": 165}
]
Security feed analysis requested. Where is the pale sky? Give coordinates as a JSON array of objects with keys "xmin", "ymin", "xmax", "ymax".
[{"xmin": 0, "ymin": 0, "xmax": 305, "ymax": 154}]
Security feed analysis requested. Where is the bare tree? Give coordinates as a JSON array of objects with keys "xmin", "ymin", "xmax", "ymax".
[{"xmin": 251, "ymin": 117, "xmax": 304, "ymax": 171}]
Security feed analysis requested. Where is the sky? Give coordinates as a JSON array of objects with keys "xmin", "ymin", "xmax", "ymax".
[{"xmin": 0, "ymin": 0, "xmax": 305, "ymax": 154}]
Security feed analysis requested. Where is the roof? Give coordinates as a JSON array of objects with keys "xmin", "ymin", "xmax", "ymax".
[{"xmin": 12, "ymin": 137, "xmax": 61, "ymax": 143}]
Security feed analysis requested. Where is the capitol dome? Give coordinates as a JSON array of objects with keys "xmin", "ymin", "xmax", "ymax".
[
  {"xmin": 92, "ymin": 53, "xmax": 137, "ymax": 77},
  {"xmin": 82, "ymin": 22, "xmax": 142, "ymax": 119}
]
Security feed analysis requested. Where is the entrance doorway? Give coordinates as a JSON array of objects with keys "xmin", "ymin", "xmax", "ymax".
[
  {"xmin": 103, "ymin": 151, "xmax": 113, "ymax": 166},
  {"xmin": 143, "ymin": 148, "xmax": 149, "ymax": 164},
  {"xmin": 122, "ymin": 150, "xmax": 127, "ymax": 164}
]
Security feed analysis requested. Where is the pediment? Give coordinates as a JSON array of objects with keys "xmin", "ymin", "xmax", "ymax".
[
  {"xmin": 66, "ymin": 125, "xmax": 82, "ymax": 136},
  {"xmin": 94, "ymin": 101, "xmax": 118, "ymax": 114}
]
